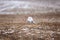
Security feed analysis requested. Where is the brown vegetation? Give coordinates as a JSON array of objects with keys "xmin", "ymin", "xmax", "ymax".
[{"xmin": 0, "ymin": 13, "xmax": 60, "ymax": 40}]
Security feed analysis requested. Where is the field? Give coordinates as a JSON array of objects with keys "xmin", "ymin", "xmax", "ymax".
[
  {"xmin": 0, "ymin": 0, "xmax": 60, "ymax": 40},
  {"xmin": 0, "ymin": 13, "xmax": 60, "ymax": 40}
]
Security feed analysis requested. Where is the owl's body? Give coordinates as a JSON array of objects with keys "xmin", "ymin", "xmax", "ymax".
[{"xmin": 27, "ymin": 17, "xmax": 35, "ymax": 23}]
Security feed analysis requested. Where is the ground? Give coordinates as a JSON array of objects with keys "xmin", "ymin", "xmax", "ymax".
[{"xmin": 0, "ymin": 13, "xmax": 60, "ymax": 40}]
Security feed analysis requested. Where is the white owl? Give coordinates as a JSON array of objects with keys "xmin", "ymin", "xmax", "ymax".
[{"xmin": 27, "ymin": 17, "xmax": 35, "ymax": 23}]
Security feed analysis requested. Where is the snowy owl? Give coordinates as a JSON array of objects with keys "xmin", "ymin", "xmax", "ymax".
[{"xmin": 27, "ymin": 17, "xmax": 35, "ymax": 23}]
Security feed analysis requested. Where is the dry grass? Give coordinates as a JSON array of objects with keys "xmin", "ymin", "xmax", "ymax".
[{"xmin": 0, "ymin": 13, "xmax": 60, "ymax": 40}]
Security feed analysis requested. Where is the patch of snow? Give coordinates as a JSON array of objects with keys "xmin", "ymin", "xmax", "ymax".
[
  {"xmin": 0, "ymin": 1, "xmax": 60, "ymax": 14},
  {"xmin": 2, "ymin": 29, "xmax": 15, "ymax": 34}
]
